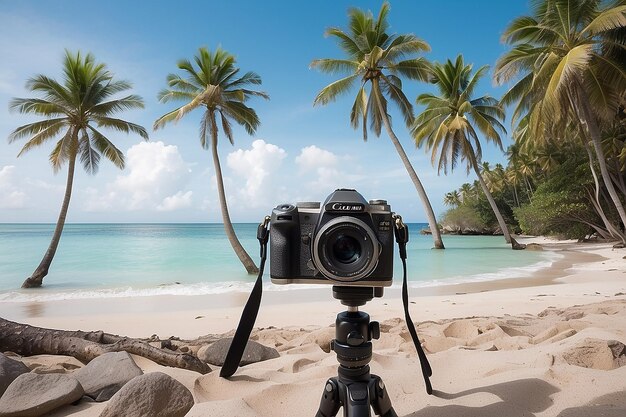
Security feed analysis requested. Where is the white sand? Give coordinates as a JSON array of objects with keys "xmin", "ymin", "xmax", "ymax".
[{"xmin": 2, "ymin": 237, "xmax": 626, "ymax": 416}]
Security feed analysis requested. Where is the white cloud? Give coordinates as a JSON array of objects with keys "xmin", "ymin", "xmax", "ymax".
[
  {"xmin": 0, "ymin": 165, "xmax": 27, "ymax": 209},
  {"xmin": 83, "ymin": 141, "xmax": 192, "ymax": 212},
  {"xmin": 295, "ymin": 145, "xmax": 339, "ymax": 170},
  {"xmin": 295, "ymin": 145, "xmax": 360, "ymax": 193},
  {"xmin": 226, "ymin": 139, "xmax": 287, "ymax": 208},
  {"xmin": 157, "ymin": 191, "xmax": 193, "ymax": 211}
]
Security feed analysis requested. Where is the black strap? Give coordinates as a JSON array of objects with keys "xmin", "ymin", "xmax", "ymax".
[
  {"xmin": 221, "ymin": 215, "xmax": 434, "ymax": 395},
  {"xmin": 393, "ymin": 215, "xmax": 433, "ymax": 395},
  {"xmin": 220, "ymin": 217, "xmax": 270, "ymax": 378}
]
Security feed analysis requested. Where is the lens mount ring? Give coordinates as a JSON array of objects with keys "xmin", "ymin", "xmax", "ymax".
[{"xmin": 312, "ymin": 216, "xmax": 380, "ymax": 282}]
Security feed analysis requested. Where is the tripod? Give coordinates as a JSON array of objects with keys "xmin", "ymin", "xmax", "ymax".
[{"xmin": 315, "ymin": 286, "xmax": 397, "ymax": 417}]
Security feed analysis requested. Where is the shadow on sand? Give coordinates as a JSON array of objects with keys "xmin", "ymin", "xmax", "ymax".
[{"xmin": 405, "ymin": 378, "xmax": 558, "ymax": 417}]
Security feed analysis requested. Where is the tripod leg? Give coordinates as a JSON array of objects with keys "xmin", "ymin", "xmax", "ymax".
[
  {"xmin": 316, "ymin": 378, "xmax": 341, "ymax": 417},
  {"xmin": 343, "ymin": 380, "xmax": 372, "ymax": 417},
  {"xmin": 369, "ymin": 375, "xmax": 398, "ymax": 417}
]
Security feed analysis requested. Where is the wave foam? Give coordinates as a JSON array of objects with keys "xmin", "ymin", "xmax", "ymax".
[{"xmin": 0, "ymin": 253, "xmax": 561, "ymax": 303}]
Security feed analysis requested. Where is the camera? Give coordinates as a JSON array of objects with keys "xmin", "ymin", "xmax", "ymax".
[{"xmin": 269, "ymin": 189, "xmax": 395, "ymax": 287}]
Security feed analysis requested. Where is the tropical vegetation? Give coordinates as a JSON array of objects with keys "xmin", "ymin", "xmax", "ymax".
[
  {"xmin": 439, "ymin": 0, "xmax": 626, "ymax": 244},
  {"xmin": 8, "ymin": 51, "xmax": 148, "ymax": 288},
  {"xmin": 310, "ymin": 1, "xmax": 446, "ymax": 249},
  {"xmin": 154, "ymin": 47, "xmax": 269, "ymax": 274}
]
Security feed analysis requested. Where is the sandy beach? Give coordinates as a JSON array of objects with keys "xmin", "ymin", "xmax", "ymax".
[{"xmin": 1, "ymin": 236, "xmax": 625, "ymax": 416}]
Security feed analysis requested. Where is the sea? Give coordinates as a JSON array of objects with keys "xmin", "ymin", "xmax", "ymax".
[{"xmin": 0, "ymin": 223, "xmax": 559, "ymax": 302}]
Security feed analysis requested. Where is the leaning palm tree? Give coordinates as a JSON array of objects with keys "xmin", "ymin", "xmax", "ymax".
[
  {"xmin": 9, "ymin": 50, "xmax": 148, "ymax": 288},
  {"xmin": 311, "ymin": 1, "xmax": 445, "ymax": 249},
  {"xmin": 494, "ymin": 0, "xmax": 626, "ymax": 229},
  {"xmin": 154, "ymin": 47, "xmax": 268, "ymax": 274},
  {"xmin": 412, "ymin": 55, "xmax": 525, "ymax": 249}
]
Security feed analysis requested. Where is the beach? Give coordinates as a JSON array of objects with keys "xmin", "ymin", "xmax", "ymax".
[{"xmin": 1, "ymin": 236, "xmax": 625, "ymax": 416}]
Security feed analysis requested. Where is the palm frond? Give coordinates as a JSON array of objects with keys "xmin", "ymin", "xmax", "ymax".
[
  {"xmin": 79, "ymin": 130, "xmax": 101, "ymax": 175},
  {"xmin": 87, "ymin": 126, "xmax": 125, "ymax": 169},
  {"xmin": 88, "ymin": 95, "xmax": 145, "ymax": 115},
  {"xmin": 310, "ymin": 58, "xmax": 359, "ymax": 75},
  {"xmin": 350, "ymin": 85, "xmax": 369, "ymax": 140},
  {"xmin": 220, "ymin": 111, "xmax": 234, "ymax": 145},
  {"xmin": 9, "ymin": 98, "xmax": 67, "ymax": 116},
  {"xmin": 380, "ymin": 74, "xmax": 413, "ymax": 126},
  {"xmin": 14, "ymin": 123, "xmax": 68, "ymax": 156},
  {"xmin": 221, "ymin": 100, "xmax": 260, "ymax": 136},
  {"xmin": 94, "ymin": 117, "xmax": 149, "ymax": 140},
  {"xmin": 313, "ymin": 74, "xmax": 359, "ymax": 106}
]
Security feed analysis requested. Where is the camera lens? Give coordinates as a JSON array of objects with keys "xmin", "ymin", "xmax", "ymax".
[
  {"xmin": 332, "ymin": 234, "xmax": 361, "ymax": 264},
  {"xmin": 312, "ymin": 217, "xmax": 380, "ymax": 282}
]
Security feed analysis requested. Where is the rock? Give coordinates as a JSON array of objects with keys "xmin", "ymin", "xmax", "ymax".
[
  {"xmin": 73, "ymin": 351, "xmax": 143, "ymax": 402},
  {"xmin": 612, "ymin": 242, "xmax": 625, "ymax": 249},
  {"xmin": 99, "ymin": 372, "xmax": 194, "ymax": 417},
  {"xmin": 0, "ymin": 373, "xmax": 83, "ymax": 416},
  {"xmin": 525, "ymin": 243, "xmax": 543, "ymax": 251},
  {"xmin": 197, "ymin": 338, "xmax": 279, "ymax": 366},
  {"xmin": 0, "ymin": 353, "xmax": 30, "ymax": 397}
]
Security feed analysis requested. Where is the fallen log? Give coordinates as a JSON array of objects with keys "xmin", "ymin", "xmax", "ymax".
[{"xmin": 0, "ymin": 317, "xmax": 211, "ymax": 374}]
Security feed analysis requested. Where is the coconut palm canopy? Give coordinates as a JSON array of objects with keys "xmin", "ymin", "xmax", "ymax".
[
  {"xmin": 311, "ymin": 1, "xmax": 431, "ymax": 139},
  {"xmin": 9, "ymin": 51, "xmax": 148, "ymax": 173},
  {"xmin": 154, "ymin": 47, "xmax": 269, "ymax": 145},
  {"xmin": 412, "ymin": 55, "xmax": 506, "ymax": 175}
]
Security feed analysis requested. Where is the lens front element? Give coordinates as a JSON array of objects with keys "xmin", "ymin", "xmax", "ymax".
[
  {"xmin": 332, "ymin": 234, "xmax": 361, "ymax": 264},
  {"xmin": 313, "ymin": 217, "xmax": 380, "ymax": 282}
]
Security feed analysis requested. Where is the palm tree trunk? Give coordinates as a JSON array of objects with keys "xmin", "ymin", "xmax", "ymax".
[
  {"xmin": 372, "ymin": 79, "xmax": 444, "ymax": 249},
  {"xmin": 22, "ymin": 153, "xmax": 77, "ymax": 288},
  {"xmin": 574, "ymin": 87, "xmax": 626, "ymax": 229},
  {"xmin": 469, "ymin": 153, "xmax": 525, "ymax": 249},
  {"xmin": 583, "ymin": 142, "xmax": 625, "ymax": 243},
  {"xmin": 210, "ymin": 131, "xmax": 259, "ymax": 274}
]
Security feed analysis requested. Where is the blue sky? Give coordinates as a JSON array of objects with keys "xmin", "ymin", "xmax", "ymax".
[{"xmin": 0, "ymin": 1, "xmax": 530, "ymax": 223}]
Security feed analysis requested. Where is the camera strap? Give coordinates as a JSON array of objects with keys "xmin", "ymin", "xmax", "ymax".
[
  {"xmin": 219, "ymin": 216, "xmax": 270, "ymax": 378},
  {"xmin": 221, "ymin": 215, "xmax": 434, "ymax": 396},
  {"xmin": 393, "ymin": 214, "xmax": 433, "ymax": 395}
]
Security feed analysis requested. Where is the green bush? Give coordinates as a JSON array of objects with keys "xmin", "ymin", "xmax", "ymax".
[{"xmin": 440, "ymin": 205, "xmax": 491, "ymax": 234}]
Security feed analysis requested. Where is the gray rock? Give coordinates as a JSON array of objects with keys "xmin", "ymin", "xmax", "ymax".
[
  {"xmin": 197, "ymin": 338, "xmax": 279, "ymax": 366},
  {"xmin": 99, "ymin": 372, "xmax": 194, "ymax": 417},
  {"xmin": 0, "ymin": 353, "xmax": 30, "ymax": 398},
  {"xmin": 0, "ymin": 373, "xmax": 83, "ymax": 416},
  {"xmin": 72, "ymin": 351, "xmax": 143, "ymax": 402}
]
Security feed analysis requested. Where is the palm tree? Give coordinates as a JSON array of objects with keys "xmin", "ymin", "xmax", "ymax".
[
  {"xmin": 495, "ymin": 0, "xmax": 626, "ymax": 229},
  {"xmin": 412, "ymin": 55, "xmax": 525, "ymax": 249},
  {"xmin": 444, "ymin": 190, "xmax": 462, "ymax": 207},
  {"xmin": 310, "ymin": 2, "xmax": 445, "ymax": 249},
  {"xmin": 9, "ymin": 51, "xmax": 148, "ymax": 288},
  {"xmin": 154, "ymin": 47, "xmax": 268, "ymax": 274}
]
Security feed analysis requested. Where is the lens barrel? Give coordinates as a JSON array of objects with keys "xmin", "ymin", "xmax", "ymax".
[{"xmin": 312, "ymin": 217, "xmax": 380, "ymax": 282}]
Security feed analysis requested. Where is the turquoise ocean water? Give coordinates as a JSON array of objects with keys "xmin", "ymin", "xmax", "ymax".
[{"xmin": 0, "ymin": 223, "xmax": 557, "ymax": 302}]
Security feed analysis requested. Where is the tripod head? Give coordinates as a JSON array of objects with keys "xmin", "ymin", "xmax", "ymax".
[{"xmin": 332, "ymin": 286, "xmax": 384, "ymax": 308}]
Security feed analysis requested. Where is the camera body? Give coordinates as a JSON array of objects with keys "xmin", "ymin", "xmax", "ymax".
[{"xmin": 270, "ymin": 189, "xmax": 394, "ymax": 287}]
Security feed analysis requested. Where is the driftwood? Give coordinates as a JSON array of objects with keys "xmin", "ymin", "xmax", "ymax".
[{"xmin": 0, "ymin": 317, "xmax": 211, "ymax": 374}]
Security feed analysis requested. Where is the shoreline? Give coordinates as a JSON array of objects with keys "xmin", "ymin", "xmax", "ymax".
[{"xmin": 0, "ymin": 236, "xmax": 623, "ymax": 338}]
